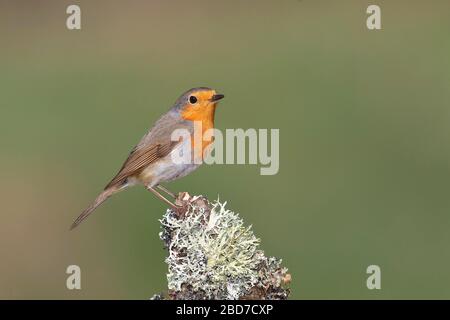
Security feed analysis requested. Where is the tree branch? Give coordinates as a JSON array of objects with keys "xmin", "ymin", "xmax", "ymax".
[{"xmin": 152, "ymin": 192, "xmax": 291, "ymax": 300}]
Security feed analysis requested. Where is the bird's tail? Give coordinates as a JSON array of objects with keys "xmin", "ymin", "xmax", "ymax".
[{"xmin": 70, "ymin": 187, "xmax": 118, "ymax": 230}]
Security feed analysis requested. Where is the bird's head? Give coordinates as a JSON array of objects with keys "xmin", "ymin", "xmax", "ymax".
[{"xmin": 175, "ymin": 87, "xmax": 224, "ymax": 121}]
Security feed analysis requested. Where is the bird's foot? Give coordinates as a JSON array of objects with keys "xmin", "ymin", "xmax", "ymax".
[
  {"xmin": 172, "ymin": 192, "xmax": 190, "ymax": 217},
  {"xmin": 172, "ymin": 192, "xmax": 210, "ymax": 219}
]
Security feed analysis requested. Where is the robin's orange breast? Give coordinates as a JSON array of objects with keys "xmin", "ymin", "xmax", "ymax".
[{"xmin": 181, "ymin": 104, "xmax": 216, "ymax": 160}]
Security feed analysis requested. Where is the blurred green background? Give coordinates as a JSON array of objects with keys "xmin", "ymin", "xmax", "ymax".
[{"xmin": 1, "ymin": 0, "xmax": 450, "ymax": 299}]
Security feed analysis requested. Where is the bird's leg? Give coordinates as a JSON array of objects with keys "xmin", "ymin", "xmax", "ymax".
[
  {"xmin": 156, "ymin": 184, "xmax": 176, "ymax": 199},
  {"xmin": 146, "ymin": 186, "xmax": 180, "ymax": 209}
]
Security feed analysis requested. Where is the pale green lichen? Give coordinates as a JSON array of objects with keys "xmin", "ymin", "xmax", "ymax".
[{"xmin": 157, "ymin": 193, "xmax": 291, "ymax": 300}]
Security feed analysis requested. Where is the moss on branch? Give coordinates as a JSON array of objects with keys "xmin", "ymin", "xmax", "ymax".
[{"xmin": 152, "ymin": 192, "xmax": 291, "ymax": 300}]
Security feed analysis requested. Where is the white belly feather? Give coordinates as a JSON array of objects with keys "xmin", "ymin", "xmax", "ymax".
[{"xmin": 139, "ymin": 139, "xmax": 201, "ymax": 187}]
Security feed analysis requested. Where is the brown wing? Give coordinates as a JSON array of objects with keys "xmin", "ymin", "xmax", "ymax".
[{"xmin": 104, "ymin": 141, "xmax": 177, "ymax": 189}]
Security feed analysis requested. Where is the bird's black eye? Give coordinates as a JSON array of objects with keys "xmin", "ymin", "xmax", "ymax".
[{"xmin": 189, "ymin": 96, "xmax": 198, "ymax": 104}]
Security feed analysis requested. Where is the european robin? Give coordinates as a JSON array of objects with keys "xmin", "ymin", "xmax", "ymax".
[{"xmin": 70, "ymin": 87, "xmax": 224, "ymax": 230}]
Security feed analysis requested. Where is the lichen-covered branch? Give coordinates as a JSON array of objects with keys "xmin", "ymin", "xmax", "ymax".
[{"xmin": 152, "ymin": 192, "xmax": 291, "ymax": 300}]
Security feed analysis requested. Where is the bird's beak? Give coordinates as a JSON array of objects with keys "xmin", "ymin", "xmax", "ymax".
[{"xmin": 211, "ymin": 94, "xmax": 225, "ymax": 102}]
